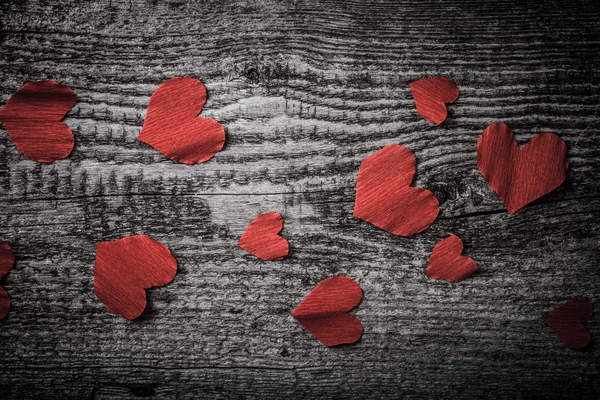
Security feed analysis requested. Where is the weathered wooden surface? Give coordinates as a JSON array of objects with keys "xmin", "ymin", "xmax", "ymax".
[{"xmin": 0, "ymin": 0, "xmax": 599, "ymax": 398}]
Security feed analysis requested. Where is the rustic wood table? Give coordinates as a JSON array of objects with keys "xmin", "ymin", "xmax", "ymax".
[{"xmin": 1, "ymin": 1, "xmax": 599, "ymax": 398}]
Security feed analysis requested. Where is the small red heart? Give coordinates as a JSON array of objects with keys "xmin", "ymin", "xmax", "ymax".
[
  {"xmin": 292, "ymin": 276, "xmax": 363, "ymax": 346},
  {"xmin": 238, "ymin": 212, "xmax": 289, "ymax": 261},
  {"xmin": 0, "ymin": 80, "xmax": 77, "ymax": 162},
  {"xmin": 0, "ymin": 243, "xmax": 15, "ymax": 320},
  {"xmin": 477, "ymin": 123, "xmax": 568, "ymax": 213},
  {"xmin": 354, "ymin": 144, "xmax": 440, "ymax": 236},
  {"xmin": 544, "ymin": 299, "xmax": 592, "ymax": 350},
  {"xmin": 427, "ymin": 235, "xmax": 477, "ymax": 283},
  {"xmin": 409, "ymin": 77, "xmax": 459, "ymax": 125},
  {"xmin": 138, "ymin": 77, "xmax": 225, "ymax": 164},
  {"xmin": 94, "ymin": 235, "xmax": 177, "ymax": 320}
]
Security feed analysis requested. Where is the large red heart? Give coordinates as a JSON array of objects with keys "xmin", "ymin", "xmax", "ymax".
[
  {"xmin": 0, "ymin": 80, "xmax": 77, "ymax": 162},
  {"xmin": 292, "ymin": 276, "xmax": 363, "ymax": 346},
  {"xmin": 94, "ymin": 235, "xmax": 177, "ymax": 320},
  {"xmin": 238, "ymin": 212, "xmax": 289, "ymax": 261},
  {"xmin": 138, "ymin": 77, "xmax": 225, "ymax": 164},
  {"xmin": 409, "ymin": 77, "xmax": 459, "ymax": 125},
  {"xmin": 427, "ymin": 235, "xmax": 478, "ymax": 283},
  {"xmin": 354, "ymin": 144, "xmax": 440, "ymax": 236},
  {"xmin": 544, "ymin": 299, "xmax": 592, "ymax": 349},
  {"xmin": 0, "ymin": 243, "xmax": 15, "ymax": 320},
  {"xmin": 477, "ymin": 123, "xmax": 568, "ymax": 213}
]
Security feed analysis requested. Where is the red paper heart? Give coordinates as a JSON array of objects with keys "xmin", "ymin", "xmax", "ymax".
[
  {"xmin": 354, "ymin": 144, "xmax": 440, "ymax": 236},
  {"xmin": 477, "ymin": 123, "xmax": 568, "ymax": 214},
  {"xmin": 292, "ymin": 276, "xmax": 363, "ymax": 346},
  {"xmin": 409, "ymin": 77, "xmax": 459, "ymax": 125},
  {"xmin": 427, "ymin": 235, "xmax": 477, "ymax": 283},
  {"xmin": 138, "ymin": 77, "xmax": 225, "ymax": 164},
  {"xmin": 238, "ymin": 212, "xmax": 289, "ymax": 261},
  {"xmin": 544, "ymin": 299, "xmax": 592, "ymax": 349},
  {"xmin": 0, "ymin": 243, "xmax": 15, "ymax": 320},
  {"xmin": 94, "ymin": 235, "xmax": 177, "ymax": 320},
  {"xmin": 0, "ymin": 80, "xmax": 77, "ymax": 162}
]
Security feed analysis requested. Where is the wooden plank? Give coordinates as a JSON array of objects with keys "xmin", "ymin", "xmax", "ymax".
[{"xmin": 0, "ymin": 0, "xmax": 599, "ymax": 398}]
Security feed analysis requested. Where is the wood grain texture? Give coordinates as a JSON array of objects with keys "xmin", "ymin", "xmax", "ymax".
[{"xmin": 0, "ymin": 0, "xmax": 599, "ymax": 398}]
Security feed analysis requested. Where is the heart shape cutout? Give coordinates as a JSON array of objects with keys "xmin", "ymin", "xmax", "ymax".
[
  {"xmin": 238, "ymin": 212, "xmax": 289, "ymax": 261},
  {"xmin": 292, "ymin": 276, "xmax": 363, "ymax": 346},
  {"xmin": 354, "ymin": 144, "xmax": 440, "ymax": 236},
  {"xmin": 544, "ymin": 299, "xmax": 592, "ymax": 349},
  {"xmin": 477, "ymin": 123, "xmax": 568, "ymax": 213},
  {"xmin": 138, "ymin": 77, "xmax": 225, "ymax": 164},
  {"xmin": 0, "ymin": 243, "xmax": 15, "ymax": 320},
  {"xmin": 0, "ymin": 80, "xmax": 77, "ymax": 162},
  {"xmin": 409, "ymin": 77, "xmax": 459, "ymax": 125},
  {"xmin": 427, "ymin": 235, "xmax": 478, "ymax": 282},
  {"xmin": 94, "ymin": 235, "xmax": 177, "ymax": 320}
]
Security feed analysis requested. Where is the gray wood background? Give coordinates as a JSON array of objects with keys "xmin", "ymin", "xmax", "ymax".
[{"xmin": 0, "ymin": 0, "xmax": 599, "ymax": 398}]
